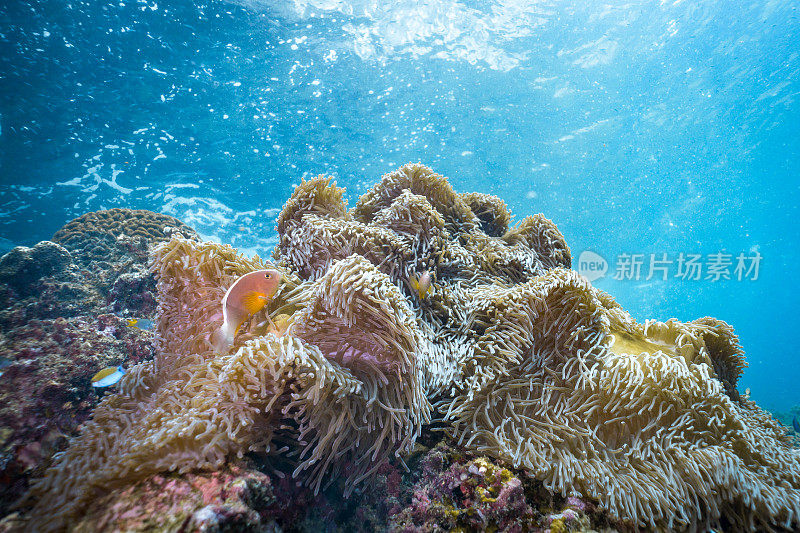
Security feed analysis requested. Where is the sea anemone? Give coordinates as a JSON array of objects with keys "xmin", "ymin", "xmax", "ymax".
[{"xmin": 23, "ymin": 163, "xmax": 800, "ymax": 532}]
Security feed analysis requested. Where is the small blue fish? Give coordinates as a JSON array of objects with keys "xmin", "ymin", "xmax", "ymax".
[
  {"xmin": 91, "ymin": 366, "xmax": 125, "ymax": 388},
  {"xmin": 127, "ymin": 318, "xmax": 155, "ymax": 331},
  {"xmin": 793, "ymin": 416, "xmax": 800, "ymax": 434},
  {"xmin": 0, "ymin": 357, "xmax": 10, "ymax": 378}
]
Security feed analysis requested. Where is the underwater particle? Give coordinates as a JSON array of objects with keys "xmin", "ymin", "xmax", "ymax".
[
  {"xmin": 211, "ymin": 269, "xmax": 282, "ymax": 353},
  {"xmin": 91, "ymin": 365, "xmax": 126, "ymax": 388}
]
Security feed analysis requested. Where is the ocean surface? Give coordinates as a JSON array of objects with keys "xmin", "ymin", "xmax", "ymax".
[{"xmin": 0, "ymin": 0, "xmax": 798, "ymax": 411}]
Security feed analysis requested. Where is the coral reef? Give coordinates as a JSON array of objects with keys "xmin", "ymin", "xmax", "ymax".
[
  {"xmin": 11, "ymin": 164, "xmax": 800, "ymax": 531},
  {"xmin": 74, "ymin": 463, "xmax": 280, "ymax": 532},
  {"xmin": 382, "ymin": 442, "xmax": 609, "ymax": 532},
  {"xmin": 390, "ymin": 446, "xmax": 537, "ymax": 532},
  {"xmin": 51, "ymin": 208, "xmax": 198, "ymax": 266},
  {"xmin": 0, "ymin": 314, "xmax": 156, "ymax": 516},
  {"xmin": 1, "ymin": 464, "xmax": 284, "ymax": 532},
  {"xmin": 0, "ymin": 242, "xmax": 72, "ymax": 296},
  {"xmin": 22, "ymin": 237, "xmax": 429, "ymax": 530},
  {"xmin": 0, "ymin": 209, "xmax": 195, "ymax": 520},
  {"xmin": 0, "ymin": 208, "xmax": 196, "ymax": 330}
]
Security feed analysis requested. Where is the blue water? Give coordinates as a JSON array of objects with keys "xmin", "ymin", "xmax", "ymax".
[{"xmin": 1, "ymin": 1, "xmax": 798, "ymax": 411}]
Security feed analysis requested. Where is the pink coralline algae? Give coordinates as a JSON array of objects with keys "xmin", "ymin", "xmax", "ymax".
[
  {"xmin": 0, "ymin": 314, "xmax": 155, "ymax": 514},
  {"xmin": 383, "ymin": 443, "xmax": 609, "ymax": 533},
  {"xmin": 0, "ymin": 211, "xmax": 178, "ymax": 518},
  {"xmin": 63, "ymin": 462, "xmax": 404, "ymax": 533},
  {"xmin": 389, "ymin": 445, "xmax": 536, "ymax": 532},
  {"xmin": 70, "ymin": 464, "xmax": 279, "ymax": 532}
]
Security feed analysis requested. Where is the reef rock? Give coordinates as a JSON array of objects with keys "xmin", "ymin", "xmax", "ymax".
[
  {"xmin": 51, "ymin": 207, "xmax": 199, "ymax": 267},
  {"xmin": 15, "ymin": 164, "xmax": 800, "ymax": 532},
  {"xmin": 0, "ymin": 209, "xmax": 198, "ymax": 521},
  {"xmin": 73, "ymin": 464, "xmax": 279, "ymax": 533},
  {"xmin": 389, "ymin": 445, "xmax": 537, "ymax": 532},
  {"xmin": 0, "ymin": 314, "xmax": 156, "ymax": 516},
  {"xmin": 0, "ymin": 209, "xmax": 198, "ymax": 328},
  {"xmin": 107, "ymin": 267, "xmax": 158, "ymax": 315},
  {"xmin": 0, "ymin": 242, "xmax": 72, "ymax": 296}
]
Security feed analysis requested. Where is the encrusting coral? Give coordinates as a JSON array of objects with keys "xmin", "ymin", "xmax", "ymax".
[
  {"xmin": 389, "ymin": 447, "xmax": 538, "ymax": 532},
  {"xmin": 51, "ymin": 208, "xmax": 198, "ymax": 253},
  {"xmin": 51, "ymin": 208, "xmax": 199, "ymax": 267},
  {"xmin": 0, "ymin": 211, "xmax": 181, "ymax": 519},
  {"xmin": 22, "ymin": 163, "xmax": 800, "ymax": 531}
]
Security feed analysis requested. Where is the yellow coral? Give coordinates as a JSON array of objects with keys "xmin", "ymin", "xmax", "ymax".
[
  {"xmin": 550, "ymin": 517, "xmax": 568, "ymax": 533},
  {"xmin": 470, "ymin": 457, "xmax": 513, "ymax": 499}
]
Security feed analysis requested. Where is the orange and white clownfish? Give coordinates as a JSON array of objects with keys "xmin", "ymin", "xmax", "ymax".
[
  {"xmin": 409, "ymin": 270, "xmax": 433, "ymax": 300},
  {"xmin": 211, "ymin": 269, "xmax": 281, "ymax": 353}
]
